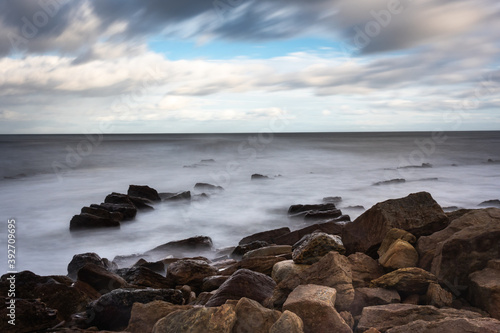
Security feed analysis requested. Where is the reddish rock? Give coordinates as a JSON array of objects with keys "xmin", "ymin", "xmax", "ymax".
[
  {"xmin": 348, "ymin": 252, "xmax": 385, "ymax": 288},
  {"xmin": 468, "ymin": 260, "xmax": 500, "ymax": 319},
  {"xmin": 269, "ymin": 310, "xmax": 304, "ymax": 333},
  {"xmin": 166, "ymin": 259, "xmax": 217, "ymax": 290},
  {"xmin": 239, "ymin": 227, "xmax": 291, "ymax": 245},
  {"xmin": 385, "ymin": 317, "xmax": 500, "ymax": 333},
  {"xmin": 370, "ymin": 267, "xmax": 438, "ymax": 295},
  {"xmin": 232, "ymin": 297, "xmax": 281, "ymax": 333},
  {"xmin": 426, "ymin": 283, "xmax": 453, "ymax": 308},
  {"xmin": 349, "ymin": 287, "xmax": 401, "ymax": 316},
  {"xmin": 202, "ymin": 275, "xmax": 229, "ymax": 292},
  {"xmin": 377, "ymin": 228, "xmax": 416, "ymax": 258},
  {"xmin": 117, "ymin": 266, "xmax": 172, "ymax": 289},
  {"xmin": 125, "ymin": 301, "xmax": 193, "ymax": 333},
  {"xmin": 147, "ymin": 236, "xmax": 213, "ymax": 257}
]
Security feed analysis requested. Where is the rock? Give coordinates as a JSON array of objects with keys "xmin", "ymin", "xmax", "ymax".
[
  {"xmin": 378, "ymin": 239, "xmax": 419, "ymax": 270},
  {"xmin": 117, "ymin": 266, "xmax": 172, "ymax": 289},
  {"xmin": 81, "ymin": 206, "xmax": 123, "ymax": 221},
  {"xmin": 0, "ymin": 297, "xmax": 59, "ymax": 333},
  {"xmin": 194, "ymin": 182, "xmax": 224, "ymax": 192},
  {"xmin": 125, "ymin": 300, "xmax": 193, "ymax": 333},
  {"xmin": 271, "ymin": 251, "xmax": 354, "ymax": 311},
  {"xmin": 166, "ymin": 259, "xmax": 217, "ymax": 290},
  {"xmin": 349, "ymin": 287, "xmax": 401, "ymax": 316},
  {"xmin": 357, "ymin": 303, "xmax": 498, "ymax": 333},
  {"xmin": 91, "ymin": 202, "xmax": 137, "ymax": 220},
  {"xmin": 340, "ymin": 311, "xmax": 355, "ymax": 329},
  {"xmin": 147, "ymin": 236, "xmax": 213, "ymax": 257},
  {"xmin": 292, "ymin": 232, "xmax": 345, "ymax": 264},
  {"xmin": 69, "ymin": 213, "xmax": 120, "ymax": 231},
  {"xmin": 288, "ymin": 203, "xmax": 337, "ymax": 216},
  {"xmin": 67, "ymin": 252, "xmax": 116, "ymax": 280},
  {"xmin": 377, "ymin": 228, "xmax": 416, "ymax": 257},
  {"xmin": 402, "ymin": 294, "xmax": 420, "ymax": 304},
  {"xmin": 342, "ymin": 192, "xmax": 448, "ymax": 255},
  {"xmin": 77, "ymin": 263, "xmax": 129, "ymax": 293},
  {"xmin": 251, "ymin": 173, "xmax": 271, "ymax": 180},
  {"xmin": 445, "ymin": 208, "xmax": 473, "ymax": 222},
  {"xmin": 129, "ymin": 196, "xmax": 155, "ymax": 210},
  {"xmin": 272, "ymin": 260, "xmax": 310, "ymax": 285},
  {"xmin": 427, "ymin": 208, "xmax": 500, "ymax": 287},
  {"xmin": 348, "ymin": 252, "xmax": 385, "ymax": 288},
  {"xmin": 105, "ymin": 192, "xmax": 135, "ymax": 205},
  {"xmin": 283, "ymin": 284, "xmax": 352, "ymax": 333},
  {"xmin": 202, "ymin": 275, "xmax": 229, "ymax": 292},
  {"xmin": 128, "ymin": 184, "xmax": 161, "ymax": 201},
  {"xmin": 243, "ymin": 245, "xmax": 292, "ymax": 260},
  {"xmin": 132, "ymin": 259, "xmax": 166, "ymax": 275},
  {"xmin": 205, "ymin": 269, "xmax": 276, "ymax": 307},
  {"xmin": 153, "ymin": 304, "xmax": 236, "ymax": 333},
  {"xmin": 274, "ymin": 221, "xmax": 344, "ymax": 246},
  {"xmin": 370, "ymin": 267, "xmax": 438, "ymax": 295},
  {"xmin": 269, "ymin": 310, "xmax": 304, "ymax": 333},
  {"xmin": 426, "ymin": 282, "xmax": 453, "ymax": 308},
  {"xmin": 231, "ymin": 240, "xmax": 270, "ymax": 259},
  {"xmin": 303, "ymin": 209, "xmax": 343, "ymax": 221},
  {"xmin": 86, "ymin": 288, "xmax": 183, "ymax": 330},
  {"xmin": 478, "ymin": 199, "xmax": 500, "ymax": 208},
  {"xmin": 323, "ymin": 196, "xmax": 343, "ymax": 204},
  {"xmin": 232, "ymin": 297, "xmax": 281, "ymax": 333},
  {"xmin": 373, "ymin": 178, "xmax": 406, "ymax": 186},
  {"xmin": 239, "ymin": 227, "xmax": 291, "ymax": 245},
  {"xmin": 385, "ymin": 317, "xmax": 500, "ymax": 333},
  {"xmin": 221, "ymin": 256, "xmax": 287, "ymax": 277},
  {"xmin": 468, "ymin": 260, "xmax": 500, "ymax": 319},
  {"xmin": 192, "ymin": 291, "xmax": 216, "ymax": 306},
  {"xmin": 162, "ymin": 191, "xmax": 191, "ymax": 201}
]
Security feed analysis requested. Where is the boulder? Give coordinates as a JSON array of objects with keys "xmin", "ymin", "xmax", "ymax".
[
  {"xmin": 357, "ymin": 304, "xmax": 497, "ymax": 333},
  {"xmin": 377, "ymin": 228, "xmax": 416, "ymax": 257},
  {"xmin": 86, "ymin": 288, "xmax": 183, "ymax": 330},
  {"xmin": 105, "ymin": 192, "xmax": 135, "ymax": 206},
  {"xmin": 166, "ymin": 259, "xmax": 217, "ymax": 290},
  {"xmin": 221, "ymin": 256, "xmax": 287, "ymax": 277},
  {"xmin": 91, "ymin": 202, "xmax": 137, "ymax": 220},
  {"xmin": 205, "ymin": 269, "xmax": 276, "ymax": 307},
  {"xmin": 132, "ymin": 259, "xmax": 166, "ymax": 275},
  {"xmin": 117, "ymin": 266, "xmax": 172, "ymax": 289},
  {"xmin": 274, "ymin": 221, "xmax": 344, "ymax": 246},
  {"xmin": 153, "ymin": 304, "xmax": 236, "ymax": 333},
  {"xmin": 385, "ymin": 317, "xmax": 500, "ymax": 333},
  {"xmin": 424, "ymin": 208, "xmax": 500, "ymax": 287},
  {"xmin": 67, "ymin": 252, "xmax": 116, "ymax": 280},
  {"xmin": 370, "ymin": 267, "xmax": 438, "ymax": 295},
  {"xmin": 426, "ymin": 282, "xmax": 453, "ymax": 308},
  {"xmin": 342, "ymin": 192, "xmax": 448, "ymax": 255},
  {"xmin": 81, "ymin": 205, "xmax": 123, "ymax": 221},
  {"xmin": 271, "ymin": 251, "xmax": 354, "ymax": 311},
  {"xmin": 147, "ymin": 236, "xmax": 213, "ymax": 257},
  {"xmin": 349, "ymin": 287, "xmax": 401, "ymax": 316},
  {"xmin": 269, "ymin": 310, "xmax": 304, "ymax": 333},
  {"xmin": 283, "ymin": 284, "xmax": 352, "ymax": 333},
  {"xmin": 272, "ymin": 260, "xmax": 310, "ymax": 285},
  {"xmin": 348, "ymin": 252, "xmax": 385, "ymax": 288},
  {"xmin": 202, "ymin": 275, "xmax": 229, "ymax": 292},
  {"xmin": 378, "ymin": 239, "xmax": 419, "ymax": 270},
  {"xmin": 231, "ymin": 240, "xmax": 270, "ymax": 259},
  {"xmin": 125, "ymin": 300, "xmax": 193, "ymax": 333},
  {"xmin": 77, "ymin": 263, "xmax": 129, "ymax": 293},
  {"xmin": 468, "ymin": 260, "xmax": 500, "ymax": 319},
  {"xmin": 239, "ymin": 227, "xmax": 291, "ymax": 245},
  {"xmin": 232, "ymin": 297, "xmax": 281, "ymax": 333},
  {"xmin": 292, "ymin": 232, "xmax": 345, "ymax": 264},
  {"xmin": 69, "ymin": 213, "xmax": 120, "ymax": 231},
  {"xmin": 128, "ymin": 184, "xmax": 161, "ymax": 201},
  {"xmin": 243, "ymin": 245, "xmax": 292, "ymax": 260},
  {"xmin": 0, "ymin": 297, "xmax": 59, "ymax": 333}
]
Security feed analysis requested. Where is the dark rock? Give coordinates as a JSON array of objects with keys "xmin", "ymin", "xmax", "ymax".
[
  {"xmin": 117, "ymin": 266, "xmax": 172, "ymax": 289},
  {"xmin": 221, "ymin": 256, "xmax": 286, "ymax": 277},
  {"xmin": 67, "ymin": 252, "xmax": 115, "ymax": 280},
  {"xmin": 342, "ymin": 192, "xmax": 448, "ymax": 255},
  {"xmin": 303, "ymin": 209, "xmax": 343, "ymax": 221},
  {"xmin": 91, "ymin": 202, "xmax": 137, "ymax": 220},
  {"xmin": 468, "ymin": 260, "xmax": 500, "ymax": 319},
  {"xmin": 105, "ymin": 192, "xmax": 135, "ymax": 206},
  {"xmin": 86, "ymin": 288, "xmax": 183, "ymax": 331},
  {"xmin": 205, "ymin": 269, "xmax": 276, "ymax": 307},
  {"xmin": 251, "ymin": 173, "xmax": 271, "ymax": 180},
  {"xmin": 397, "ymin": 163, "xmax": 432, "ymax": 169},
  {"xmin": 0, "ymin": 297, "xmax": 59, "ymax": 333},
  {"xmin": 194, "ymin": 182, "xmax": 224, "ymax": 192},
  {"xmin": 345, "ymin": 205, "xmax": 366, "ymax": 211},
  {"xmin": 238, "ymin": 227, "xmax": 291, "ymax": 245},
  {"xmin": 370, "ymin": 267, "xmax": 439, "ymax": 295},
  {"xmin": 445, "ymin": 208, "xmax": 472, "ymax": 222},
  {"xmin": 349, "ymin": 287, "xmax": 401, "ymax": 316},
  {"xmin": 129, "ymin": 196, "xmax": 155, "ymax": 210},
  {"xmin": 127, "ymin": 184, "xmax": 161, "ymax": 201},
  {"xmin": 162, "ymin": 191, "xmax": 191, "ymax": 201},
  {"xmin": 132, "ymin": 259, "xmax": 165, "ymax": 275},
  {"xmin": 201, "ymin": 159, "xmax": 216, "ymax": 163},
  {"xmin": 478, "ymin": 199, "xmax": 500, "ymax": 208},
  {"xmin": 288, "ymin": 203, "xmax": 336, "ymax": 216},
  {"xmin": 126, "ymin": 300, "xmax": 193, "ymax": 333},
  {"xmin": 166, "ymin": 259, "xmax": 217, "ymax": 290},
  {"xmin": 231, "ymin": 240, "xmax": 269, "ymax": 259},
  {"xmin": 323, "ymin": 196, "xmax": 342, "ymax": 204},
  {"xmin": 373, "ymin": 178, "xmax": 406, "ymax": 186},
  {"xmin": 202, "ymin": 275, "xmax": 229, "ymax": 292},
  {"xmin": 77, "ymin": 263, "xmax": 129, "ymax": 293},
  {"xmin": 69, "ymin": 213, "xmax": 120, "ymax": 231},
  {"xmin": 232, "ymin": 297, "xmax": 281, "ymax": 333},
  {"xmin": 292, "ymin": 232, "xmax": 345, "ymax": 264},
  {"xmin": 274, "ymin": 221, "xmax": 344, "ymax": 246},
  {"xmin": 81, "ymin": 206, "xmax": 123, "ymax": 221},
  {"xmin": 147, "ymin": 236, "xmax": 213, "ymax": 257},
  {"xmin": 348, "ymin": 253, "xmax": 385, "ymax": 288}
]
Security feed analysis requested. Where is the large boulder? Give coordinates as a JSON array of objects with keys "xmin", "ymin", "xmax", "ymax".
[
  {"xmin": 166, "ymin": 259, "xmax": 217, "ymax": 290},
  {"xmin": 77, "ymin": 263, "xmax": 129, "ymax": 293},
  {"xmin": 81, "ymin": 205, "xmax": 123, "ymax": 221},
  {"xmin": 117, "ymin": 266, "xmax": 172, "ymax": 289},
  {"xmin": 125, "ymin": 301, "xmax": 193, "ymax": 333},
  {"xmin": 69, "ymin": 213, "xmax": 120, "ymax": 231},
  {"xmin": 370, "ymin": 267, "xmax": 438, "ymax": 295},
  {"xmin": 342, "ymin": 192, "xmax": 448, "ymax": 255},
  {"xmin": 205, "ymin": 269, "xmax": 276, "ymax": 307},
  {"xmin": 282, "ymin": 284, "xmax": 352, "ymax": 333},
  {"xmin": 91, "ymin": 202, "xmax": 137, "ymax": 220},
  {"xmin": 128, "ymin": 184, "xmax": 161, "ymax": 201},
  {"xmin": 272, "ymin": 260, "xmax": 310, "ymax": 285},
  {"xmin": 292, "ymin": 232, "xmax": 345, "ymax": 264},
  {"xmin": 239, "ymin": 227, "xmax": 291, "ymax": 245},
  {"xmin": 269, "ymin": 310, "xmax": 304, "ymax": 333},
  {"xmin": 378, "ymin": 239, "xmax": 419, "ymax": 271},
  {"xmin": 153, "ymin": 304, "xmax": 236, "ymax": 333},
  {"xmin": 271, "ymin": 251, "xmax": 354, "ymax": 311},
  {"xmin": 86, "ymin": 288, "xmax": 183, "ymax": 331},
  {"xmin": 417, "ymin": 208, "xmax": 500, "ymax": 287},
  {"xmin": 468, "ymin": 260, "xmax": 500, "ymax": 319},
  {"xmin": 348, "ymin": 252, "xmax": 385, "ymax": 288},
  {"xmin": 232, "ymin": 297, "xmax": 281, "ymax": 333}
]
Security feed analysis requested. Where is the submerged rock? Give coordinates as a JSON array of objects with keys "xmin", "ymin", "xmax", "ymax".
[
  {"xmin": 147, "ymin": 236, "xmax": 213, "ymax": 257},
  {"xmin": 251, "ymin": 173, "xmax": 271, "ymax": 180},
  {"xmin": 373, "ymin": 178, "xmax": 406, "ymax": 186},
  {"xmin": 478, "ymin": 199, "xmax": 500, "ymax": 208},
  {"xmin": 194, "ymin": 182, "xmax": 224, "ymax": 192},
  {"xmin": 69, "ymin": 213, "xmax": 120, "ymax": 231},
  {"xmin": 288, "ymin": 203, "xmax": 337, "ymax": 216}
]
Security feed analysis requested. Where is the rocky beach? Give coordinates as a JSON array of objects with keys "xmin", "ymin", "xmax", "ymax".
[{"xmin": 2, "ymin": 184, "xmax": 500, "ymax": 333}]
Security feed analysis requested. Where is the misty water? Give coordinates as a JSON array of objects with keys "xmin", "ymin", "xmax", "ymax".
[{"xmin": 1, "ymin": 132, "xmax": 499, "ymax": 275}]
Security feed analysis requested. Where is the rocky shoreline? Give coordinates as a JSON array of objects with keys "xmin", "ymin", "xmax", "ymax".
[{"xmin": 1, "ymin": 187, "xmax": 500, "ymax": 332}]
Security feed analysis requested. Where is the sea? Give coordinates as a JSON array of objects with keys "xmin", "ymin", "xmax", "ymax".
[{"xmin": 0, "ymin": 131, "xmax": 499, "ymax": 276}]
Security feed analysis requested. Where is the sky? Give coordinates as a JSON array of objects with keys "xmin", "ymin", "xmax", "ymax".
[{"xmin": 0, "ymin": 0, "xmax": 499, "ymax": 134}]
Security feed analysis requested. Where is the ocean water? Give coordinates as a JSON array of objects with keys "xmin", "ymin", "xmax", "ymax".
[{"xmin": 0, "ymin": 132, "xmax": 499, "ymax": 275}]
